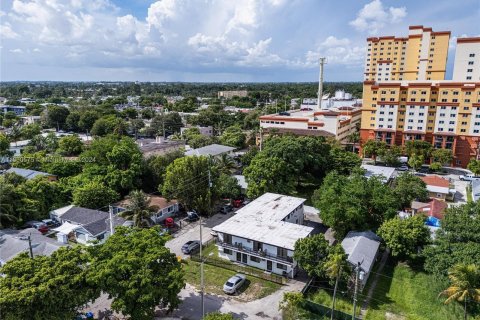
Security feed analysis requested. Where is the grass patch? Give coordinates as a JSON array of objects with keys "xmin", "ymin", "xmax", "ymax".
[
  {"xmin": 364, "ymin": 263, "xmax": 465, "ymax": 320},
  {"xmin": 308, "ymin": 288, "xmax": 359, "ymax": 317},
  {"xmin": 466, "ymin": 184, "xmax": 473, "ymax": 202},
  {"xmin": 183, "ymin": 260, "xmax": 281, "ymax": 301}
]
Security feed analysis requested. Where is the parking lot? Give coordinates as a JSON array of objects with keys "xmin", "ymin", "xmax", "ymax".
[{"xmin": 166, "ymin": 209, "xmax": 238, "ymax": 259}]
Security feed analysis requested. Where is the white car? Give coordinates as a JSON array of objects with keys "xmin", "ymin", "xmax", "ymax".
[
  {"xmin": 223, "ymin": 274, "xmax": 246, "ymax": 294},
  {"xmin": 459, "ymin": 174, "xmax": 480, "ymax": 181}
]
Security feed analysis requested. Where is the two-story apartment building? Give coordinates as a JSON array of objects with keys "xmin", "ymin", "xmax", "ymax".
[
  {"xmin": 212, "ymin": 193, "xmax": 313, "ymax": 278},
  {"xmin": 258, "ymin": 106, "xmax": 361, "ymax": 144}
]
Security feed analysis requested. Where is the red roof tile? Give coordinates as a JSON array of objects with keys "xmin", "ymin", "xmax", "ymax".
[{"xmin": 420, "ymin": 175, "xmax": 450, "ymax": 188}]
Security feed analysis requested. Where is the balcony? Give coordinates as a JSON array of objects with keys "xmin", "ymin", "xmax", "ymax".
[{"xmin": 218, "ymin": 241, "xmax": 294, "ymax": 264}]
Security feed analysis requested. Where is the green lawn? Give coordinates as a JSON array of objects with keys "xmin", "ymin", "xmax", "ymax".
[
  {"xmin": 183, "ymin": 260, "xmax": 281, "ymax": 301},
  {"xmin": 364, "ymin": 263, "xmax": 465, "ymax": 320},
  {"xmin": 308, "ymin": 288, "xmax": 360, "ymax": 318}
]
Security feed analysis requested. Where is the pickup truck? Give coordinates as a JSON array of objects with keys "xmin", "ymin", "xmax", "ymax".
[{"xmin": 459, "ymin": 174, "xmax": 480, "ymax": 181}]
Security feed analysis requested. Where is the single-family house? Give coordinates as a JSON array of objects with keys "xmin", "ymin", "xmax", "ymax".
[
  {"xmin": 51, "ymin": 206, "xmax": 110, "ymax": 245},
  {"xmin": 341, "ymin": 231, "xmax": 381, "ymax": 288},
  {"xmin": 112, "ymin": 195, "xmax": 179, "ymax": 224},
  {"xmin": 185, "ymin": 144, "xmax": 235, "ymax": 157},
  {"xmin": 0, "ymin": 105, "xmax": 26, "ymax": 115},
  {"xmin": 410, "ymin": 199, "xmax": 448, "ymax": 220},
  {"xmin": 213, "ymin": 193, "xmax": 314, "ymax": 278},
  {"xmin": 137, "ymin": 137, "xmax": 185, "ymax": 158},
  {"xmin": 181, "ymin": 126, "xmax": 214, "ymax": 137},
  {"xmin": 0, "ymin": 228, "xmax": 66, "ymax": 266},
  {"xmin": 6, "ymin": 167, "xmax": 57, "ymax": 181},
  {"xmin": 420, "ymin": 175, "xmax": 454, "ymax": 200},
  {"xmin": 361, "ymin": 164, "xmax": 396, "ymax": 184}
]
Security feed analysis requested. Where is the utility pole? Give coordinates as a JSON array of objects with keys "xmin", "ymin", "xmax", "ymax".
[
  {"xmin": 28, "ymin": 234, "xmax": 34, "ymax": 259},
  {"xmin": 317, "ymin": 57, "xmax": 326, "ymax": 110},
  {"xmin": 161, "ymin": 107, "xmax": 166, "ymax": 140},
  {"xmin": 352, "ymin": 262, "xmax": 361, "ymax": 320},
  {"xmin": 108, "ymin": 205, "xmax": 114, "ymax": 236}
]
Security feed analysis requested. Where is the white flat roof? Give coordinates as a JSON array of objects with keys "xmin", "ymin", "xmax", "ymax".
[
  {"xmin": 213, "ymin": 193, "xmax": 313, "ymax": 250},
  {"xmin": 361, "ymin": 164, "xmax": 396, "ymax": 183},
  {"xmin": 426, "ymin": 185, "xmax": 450, "ymax": 194}
]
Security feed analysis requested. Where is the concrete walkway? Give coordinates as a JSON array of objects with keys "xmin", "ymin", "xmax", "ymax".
[{"xmin": 359, "ymin": 248, "xmax": 390, "ymax": 319}]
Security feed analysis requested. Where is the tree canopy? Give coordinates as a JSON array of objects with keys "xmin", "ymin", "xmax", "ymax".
[
  {"xmin": 392, "ymin": 172, "xmax": 428, "ymax": 209},
  {"xmin": 312, "ymin": 169, "xmax": 399, "ymax": 239}
]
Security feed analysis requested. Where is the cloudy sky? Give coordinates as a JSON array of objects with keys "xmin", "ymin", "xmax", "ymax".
[{"xmin": 0, "ymin": 0, "xmax": 478, "ymax": 82}]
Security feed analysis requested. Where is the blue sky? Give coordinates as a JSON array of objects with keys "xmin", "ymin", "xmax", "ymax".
[{"xmin": 0, "ymin": 0, "xmax": 478, "ymax": 82}]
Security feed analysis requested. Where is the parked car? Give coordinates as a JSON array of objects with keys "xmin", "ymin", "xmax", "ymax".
[
  {"xmin": 223, "ymin": 274, "xmax": 246, "ymax": 294},
  {"xmin": 414, "ymin": 172, "xmax": 426, "ymax": 177},
  {"xmin": 278, "ymin": 111, "xmax": 290, "ymax": 116},
  {"xmin": 23, "ymin": 221, "xmax": 49, "ymax": 234},
  {"xmin": 186, "ymin": 211, "xmax": 200, "ymax": 222},
  {"xmin": 460, "ymin": 174, "xmax": 480, "ymax": 181},
  {"xmin": 42, "ymin": 219, "xmax": 60, "ymax": 228},
  {"xmin": 397, "ymin": 165, "xmax": 409, "ymax": 171},
  {"xmin": 220, "ymin": 204, "xmax": 233, "ymax": 214},
  {"xmin": 181, "ymin": 240, "xmax": 200, "ymax": 254}
]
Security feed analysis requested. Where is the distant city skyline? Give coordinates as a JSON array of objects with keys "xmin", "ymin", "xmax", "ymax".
[{"xmin": 1, "ymin": 0, "xmax": 478, "ymax": 82}]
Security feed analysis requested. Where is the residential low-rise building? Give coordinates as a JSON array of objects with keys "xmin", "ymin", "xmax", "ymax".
[
  {"xmin": 259, "ymin": 106, "xmax": 361, "ymax": 143},
  {"xmin": 0, "ymin": 228, "xmax": 66, "ymax": 266},
  {"xmin": 185, "ymin": 144, "xmax": 235, "ymax": 157},
  {"xmin": 51, "ymin": 206, "xmax": 111, "ymax": 245},
  {"xmin": 20, "ymin": 116, "xmax": 42, "ymax": 125},
  {"xmin": 341, "ymin": 231, "xmax": 381, "ymax": 288},
  {"xmin": 212, "ymin": 193, "xmax": 313, "ymax": 278},
  {"xmin": 6, "ymin": 168, "xmax": 57, "ymax": 181},
  {"xmin": 0, "ymin": 105, "xmax": 26, "ymax": 115},
  {"xmin": 420, "ymin": 175, "xmax": 454, "ymax": 200},
  {"xmin": 112, "ymin": 195, "xmax": 179, "ymax": 225},
  {"xmin": 218, "ymin": 90, "xmax": 248, "ymax": 99},
  {"xmin": 361, "ymin": 164, "xmax": 396, "ymax": 184},
  {"xmin": 137, "ymin": 137, "xmax": 185, "ymax": 158},
  {"xmin": 181, "ymin": 126, "xmax": 213, "ymax": 137}
]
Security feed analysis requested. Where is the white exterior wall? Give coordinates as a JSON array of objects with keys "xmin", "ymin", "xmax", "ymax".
[
  {"xmin": 376, "ymin": 105, "xmax": 398, "ymax": 129},
  {"xmin": 260, "ymin": 119, "xmax": 307, "ymax": 130},
  {"xmin": 417, "ymin": 31, "xmax": 431, "ymax": 80},
  {"xmin": 453, "ymin": 42, "xmax": 480, "ymax": 81},
  {"xmin": 434, "ymin": 106, "xmax": 458, "ymax": 133},
  {"xmin": 377, "ymin": 62, "xmax": 392, "ymax": 81},
  {"xmin": 404, "ymin": 105, "xmax": 429, "ymax": 132},
  {"xmin": 152, "ymin": 203, "xmax": 179, "ymax": 224},
  {"xmin": 470, "ymin": 107, "xmax": 480, "ymax": 135},
  {"xmin": 281, "ymin": 204, "xmax": 304, "ymax": 224}
]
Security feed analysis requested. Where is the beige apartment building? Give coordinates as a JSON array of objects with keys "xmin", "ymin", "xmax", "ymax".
[{"xmin": 364, "ymin": 25, "xmax": 450, "ymax": 82}]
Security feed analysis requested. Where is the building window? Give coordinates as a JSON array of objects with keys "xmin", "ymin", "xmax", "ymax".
[
  {"xmin": 224, "ymin": 248, "xmax": 232, "ymax": 255},
  {"xmin": 468, "ymin": 61, "xmax": 474, "ymax": 65},
  {"xmin": 469, "ymin": 54, "xmax": 475, "ymax": 57},
  {"xmin": 467, "ymin": 77, "xmax": 472, "ymax": 80},
  {"xmin": 277, "ymin": 263, "xmax": 287, "ymax": 270},
  {"xmin": 462, "ymin": 122, "xmax": 467, "ymax": 125},
  {"xmin": 250, "ymin": 256, "xmax": 261, "ymax": 263},
  {"xmin": 467, "ymin": 69, "xmax": 473, "ymax": 72},
  {"xmin": 461, "ymin": 129, "xmax": 466, "ymax": 132}
]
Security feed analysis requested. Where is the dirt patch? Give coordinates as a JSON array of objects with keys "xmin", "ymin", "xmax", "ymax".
[{"xmin": 385, "ymin": 311, "xmax": 406, "ymax": 320}]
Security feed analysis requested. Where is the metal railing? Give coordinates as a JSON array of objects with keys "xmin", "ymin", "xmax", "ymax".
[{"xmin": 218, "ymin": 241, "xmax": 294, "ymax": 264}]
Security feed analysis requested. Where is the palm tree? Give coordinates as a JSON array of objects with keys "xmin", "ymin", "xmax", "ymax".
[
  {"xmin": 440, "ymin": 264, "xmax": 480, "ymax": 320},
  {"xmin": 347, "ymin": 131, "xmax": 360, "ymax": 153},
  {"xmin": 214, "ymin": 153, "xmax": 237, "ymax": 174},
  {"xmin": 118, "ymin": 190, "xmax": 156, "ymax": 227},
  {"xmin": 324, "ymin": 251, "xmax": 346, "ymax": 320}
]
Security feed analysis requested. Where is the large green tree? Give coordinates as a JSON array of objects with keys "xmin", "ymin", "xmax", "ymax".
[
  {"xmin": 243, "ymin": 154, "xmax": 295, "ymax": 199},
  {"xmin": 393, "ymin": 172, "xmax": 428, "ymax": 209},
  {"xmin": 431, "ymin": 148, "xmax": 453, "ymax": 168},
  {"xmin": 424, "ymin": 202, "xmax": 480, "ymax": 277},
  {"xmin": 73, "ymin": 180, "xmax": 119, "ymax": 209},
  {"xmin": 379, "ymin": 145, "xmax": 402, "ymax": 167},
  {"xmin": 43, "ymin": 105, "xmax": 70, "ymax": 130},
  {"xmin": 467, "ymin": 159, "xmax": 480, "ymax": 176},
  {"xmin": 293, "ymin": 234, "xmax": 330, "ymax": 278},
  {"xmin": 219, "ymin": 125, "xmax": 246, "ymax": 148},
  {"xmin": 378, "ymin": 216, "xmax": 430, "ymax": 259},
  {"xmin": 162, "ymin": 155, "xmax": 216, "ymax": 214},
  {"xmin": 118, "ymin": 190, "xmax": 156, "ymax": 227},
  {"xmin": 362, "ymin": 140, "xmax": 386, "ymax": 164},
  {"xmin": 312, "ymin": 170, "xmax": 399, "ymax": 239},
  {"xmin": 57, "ymin": 135, "xmax": 83, "ymax": 156},
  {"xmin": 88, "ymin": 227, "xmax": 184, "ymax": 320},
  {"xmin": 0, "ymin": 247, "xmax": 98, "ymax": 320}
]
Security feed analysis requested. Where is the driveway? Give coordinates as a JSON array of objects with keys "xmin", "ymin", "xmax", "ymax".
[
  {"xmin": 166, "ymin": 211, "xmax": 237, "ymax": 259},
  {"xmin": 442, "ymin": 173, "xmax": 469, "ymax": 205},
  {"xmin": 157, "ymin": 279, "xmax": 306, "ymax": 320}
]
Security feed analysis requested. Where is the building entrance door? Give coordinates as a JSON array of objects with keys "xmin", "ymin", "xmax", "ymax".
[{"xmin": 267, "ymin": 260, "xmax": 272, "ymax": 271}]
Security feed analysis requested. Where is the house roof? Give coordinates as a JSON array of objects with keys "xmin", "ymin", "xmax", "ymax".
[
  {"xmin": 81, "ymin": 219, "xmax": 109, "ymax": 236},
  {"xmin": 6, "ymin": 167, "xmax": 54, "ymax": 180},
  {"xmin": 213, "ymin": 193, "xmax": 313, "ymax": 250},
  {"xmin": 341, "ymin": 231, "xmax": 381, "ymax": 274},
  {"xmin": 185, "ymin": 144, "xmax": 235, "ymax": 157},
  {"xmin": 361, "ymin": 164, "xmax": 396, "ymax": 183},
  {"xmin": 115, "ymin": 196, "xmax": 177, "ymax": 211},
  {"xmin": 413, "ymin": 199, "xmax": 448, "ymax": 219},
  {"xmin": 60, "ymin": 206, "xmax": 109, "ymax": 226},
  {"xmin": 0, "ymin": 228, "xmax": 66, "ymax": 265},
  {"xmin": 233, "ymin": 175, "xmax": 248, "ymax": 189},
  {"xmin": 420, "ymin": 175, "xmax": 450, "ymax": 188}
]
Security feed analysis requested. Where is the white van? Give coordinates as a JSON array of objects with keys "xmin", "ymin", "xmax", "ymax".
[{"xmin": 459, "ymin": 174, "xmax": 480, "ymax": 181}]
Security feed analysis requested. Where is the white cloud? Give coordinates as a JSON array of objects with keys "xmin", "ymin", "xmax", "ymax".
[
  {"xmin": 146, "ymin": 0, "xmax": 177, "ymax": 29},
  {"xmin": 1, "ymin": 23, "xmax": 19, "ymax": 39},
  {"xmin": 350, "ymin": 0, "xmax": 406, "ymax": 34},
  {"xmin": 9, "ymin": 48, "xmax": 23, "ymax": 53},
  {"xmin": 304, "ymin": 36, "xmax": 364, "ymax": 67}
]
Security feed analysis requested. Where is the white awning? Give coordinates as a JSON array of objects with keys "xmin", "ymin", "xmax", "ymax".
[{"xmin": 53, "ymin": 222, "xmax": 79, "ymax": 234}]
